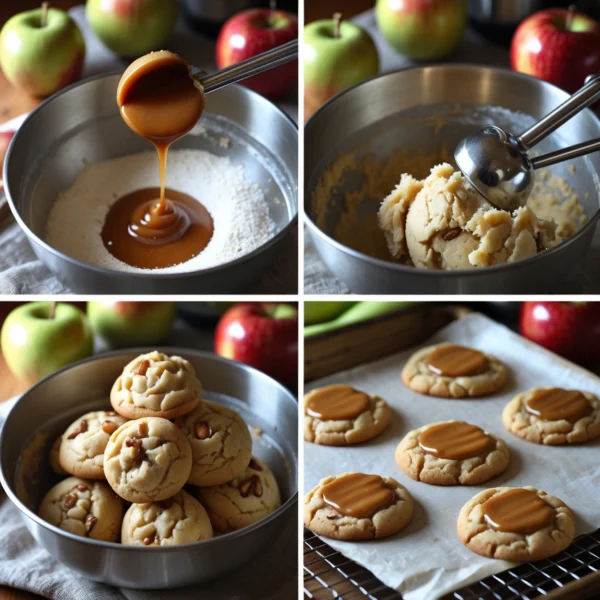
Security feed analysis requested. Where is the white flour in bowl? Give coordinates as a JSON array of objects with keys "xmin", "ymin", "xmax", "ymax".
[{"xmin": 45, "ymin": 149, "xmax": 277, "ymax": 273}]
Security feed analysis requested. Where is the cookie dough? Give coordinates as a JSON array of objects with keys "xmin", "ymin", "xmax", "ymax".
[
  {"xmin": 503, "ymin": 387, "xmax": 600, "ymax": 445},
  {"xmin": 395, "ymin": 421, "xmax": 510, "ymax": 485},
  {"xmin": 304, "ymin": 472, "xmax": 413, "ymax": 541},
  {"xmin": 175, "ymin": 401, "xmax": 252, "ymax": 486},
  {"xmin": 104, "ymin": 417, "xmax": 192, "ymax": 503},
  {"xmin": 38, "ymin": 476, "xmax": 123, "ymax": 542},
  {"xmin": 59, "ymin": 411, "xmax": 128, "ymax": 479},
  {"xmin": 196, "ymin": 456, "xmax": 281, "ymax": 533},
  {"xmin": 402, "ymin": 343, "xmax": 508, "ymax": 398},
  {"xmin": 111, "ymin": 351, "xmax": 201, "ymax": 420},
  {"xmin": 50, "ymin": 436, "xmax": 66, "ymax": 475},
  {"xmin": 121, "ymin": 490, "xmax": 213, "ymax": 546},
  {"xmin": 457, "ymin": 486, "xmax": 575, "ymax": 561},
  {"xmin": 304, "ymin": 385, "xmax": 391, "ymax": 446}
]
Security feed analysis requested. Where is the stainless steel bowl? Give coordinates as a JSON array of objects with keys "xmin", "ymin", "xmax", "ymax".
[
  {"xmin": 0, "ymin": 349, "xmax": 297, "ymax": 589},
  {"xmin": 4, "ymin": 73, "xmax": 298, "ymax": 294},
  {"xmin": 305, "ymin": 65, "xmax": 600, "ymax": 294}
]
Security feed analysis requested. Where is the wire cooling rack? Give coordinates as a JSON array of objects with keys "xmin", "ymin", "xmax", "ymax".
[{"xmin": 304, "ymin": 527, "xmax": 600, "ymax": 600}]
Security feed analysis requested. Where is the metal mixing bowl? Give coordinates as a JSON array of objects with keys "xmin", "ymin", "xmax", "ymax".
[
  {"xmin": 305, "ymin": 65, "xmax": 600, "ymax": 294},
  {"xmin": 4, "ymin": 73, "xmax": 298, "ymax": 294},
  {"xmin": 0, "ymin": 349, "xmax": 297, "ymax": 589}
]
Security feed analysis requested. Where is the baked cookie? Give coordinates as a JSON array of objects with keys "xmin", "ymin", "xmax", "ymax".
[
  {"xmin": 304, "ymin": 472, "xmax": 413, "ymax": 541},
  {"xmin": 38, "ymin": 476, "xmax": 123, "ymax": 542},
  {"xmin": 121, "ymin": 490, "xmax": 213, "ymax": 546},
  {"xmin": 402, "ymin": 343, "xmax": 508, "ymax": 399},
  {"xmin": 104, "ymin": 417, "xmax": 192, "ymax": 503},
  {"xmin": 50, "ymin": 436, "xmax": 67, "ymax": 475},
  {"xmin": 110, "ymin": 351, "xmax": 201, "ymax": 420},
  {"xmin": 457, "ymin": 486, "xmax": 575, "ymax": 561},
  {"xmin": 175, "ymin": 401, "xmax": 252, "ymax": 486},
  {"xmin": 196, "ymin": 456, "xmax": 281, "ymax": 532},
  {"xmin": 304, "ymin": 385, "xmax": 391, "ymax": 446},
  {"xmin": 503, "ymin": 387, "xmax": 600, "ymax": 445},
  {"xmin": 395, "ymin": 420, "xmax": 510, "ymax": 485},
  {"xmin": 59, "ymin": 410, "xmax": 128, "ymax": 479}
]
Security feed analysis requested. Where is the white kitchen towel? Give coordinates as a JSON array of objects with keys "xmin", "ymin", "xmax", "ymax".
[{"xmin": 0, "ymin": 396, "xmax": 296, "ymax": 600}]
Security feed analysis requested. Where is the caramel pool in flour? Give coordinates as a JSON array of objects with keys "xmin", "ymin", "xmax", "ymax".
[
  {"xmin": 427, "ymin": 344, "xmax": 488, "ymax": 377},
  {"xmin": 306, "ymin": 385, "xmax": 370, "ymax": 420},
  {"xmin": 525, "ymin": 388, "xmax": 593, "ymax": 423},
  {"xmin": 418, "ymin": 422, "xmax": 494, "ymax": 460},
  {"xmin": 105, "ymin": 51, "xmax": 213, "ymax": 269}
]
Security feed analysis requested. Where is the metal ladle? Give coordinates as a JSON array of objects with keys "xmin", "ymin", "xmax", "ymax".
[{"xmin": 454, "ymin": 73, "xmax": 600, "ymax": 211}]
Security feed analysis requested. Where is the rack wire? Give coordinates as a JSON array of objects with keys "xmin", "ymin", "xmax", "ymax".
[{"xmin": 304, "ymin": 527, "xmax": 600, "ymax": 600}]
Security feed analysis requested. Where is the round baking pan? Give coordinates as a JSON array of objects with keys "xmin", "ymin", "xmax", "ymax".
[
  {"xmin": 0, "ymin": 349, "xmax": 298, "ymax": 589},
  {"xmin": 4, "ymin": 73, "xmax": 298, "ymax": 294},
  {"xmin": 305, "ymin": 64, "xmax": 600, "ymax": 294}
]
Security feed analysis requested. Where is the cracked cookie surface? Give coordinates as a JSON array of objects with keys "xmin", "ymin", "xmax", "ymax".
[
  {"xmin": 59, "ymin": 411, "xmax": 128, "ymax": 479},
  {"xmin": 304, "ymin": 386, "xmax": 391, "ymax": 446},
  {"xmin": 196, "ymin": 456, "xmax": 281, "ymax": 532},
  {"xmin": 111, "ymin": 351, "xmax": 201, "ymax": 420},
  {"xmin": 304, "ymin": 472, "xmax": 413, "ymax": 541},
  {"xmin": 104, "ymin": 417, "xmax": 192, "ymax": 503},
  {"xmin": 395, "ymin": 421, "xmax": 510, "ymax": 485},
  {"xmin": 121, "ymin": 490, "xmax": 213, "ymax": 546},
  {"xmin": 402, "ymin": 343, "xmax": 507, "ymax": 398},
  {"xmin": 502, "ymin": 387, "xmax": 600, "ymax": 445},
  {"xmin": 38, "ymin": 476, "xmax": 123, "ymax": 541},
  {"xmin": 175, "ymin": 400, "xmax": 252, "ymax": 486},
  {"xmin": 457, "ymin": 486, "xmax": 575, "ymax": 561}
]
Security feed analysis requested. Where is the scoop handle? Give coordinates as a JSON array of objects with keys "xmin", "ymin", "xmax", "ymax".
[
  {"xmin": 196, "ymin": 39, "xmax": 298, "ymax": 94},
  {"xmin": 518, "ymin": 73, "xmax": 600, "ymax": 149},
  {"xmin": 531, "ymin": 138, "xmax": 600, "ymax": 169}
]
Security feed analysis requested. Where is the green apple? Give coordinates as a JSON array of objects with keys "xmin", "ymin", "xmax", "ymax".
[
  {"xmin": 87, "ymin": 301, "xmax": 176, "ymax": 348},
  {"xmin": 1, "ymin": 302, "xmax": 94, "ymax": 385},
  {"xmin": 304, "ymin": 302, "xmax": 354, "ymax": 326},
  {"xmin": 376, "ymin": 0, "xmax": 466, "ymax": 61},
  {"xmin": 304, "ymin": 13, "xmax": 379, "ymax": 121},
  {"xmin": 87, "ymin": 0, "xmax": 178, "ymax": 59},
  {"xmin": 0, "ymin": 4, "xmax": 85, "ymax": 98}
]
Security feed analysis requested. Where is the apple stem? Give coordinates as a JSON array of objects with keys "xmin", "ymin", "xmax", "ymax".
[
  {"xmin": 47, "ymin": 301, "xmax": 57, "ymax": 320},
  {"xmin": 333, "ymin": 12, "xmax": 342, "ymax": 39},
  {"xmin": 41, "ymin": 2, "xmax": 49, "ymax": 28},
  {"xmin": 567, "ymin": 4, "xmax": 576, "ymax": 30},
  {"xmin": 269, "ymin": 0, "xmax": 277, "ymax": 27}
]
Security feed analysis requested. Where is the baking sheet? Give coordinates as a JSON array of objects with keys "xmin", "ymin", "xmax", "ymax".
[{"xmin": 304, "ymin": 312, "xmax": 600, "ymax": 600}]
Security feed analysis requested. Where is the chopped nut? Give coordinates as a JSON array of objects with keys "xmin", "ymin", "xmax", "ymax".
[
  {"xmin": 63, "ymin": 494, "xmax": 77, "ymax": 509},
  {"xmin": 326, "ymin": 514, "xmax": 337, "ymax": 520},
  {"xmin": 195, "ymin": 422, "xmax": 212, "ymax": 440},
  {"xmin": 239, "ymin": 478, "xmax": 252, "ymax": 498},
  {"xmin": 251, "ymin": 475, "xmax": 263, "ymax": 498},
  {"xmin": 102, "ymin": 421, "xmax": 118, "ymax": 435},
  {"xmin": 76, "ymin": 484, "xmax": 88, "ymax": 492},
  {"xmin": 442, "ymin": 227, "xmax": 461, "ymax": 241},
  {"xmin": 85, "ymin": 515, "xmax": 97, "ymax": 533},
  {"xmin": 138, "ymin": 421, "xmax": 148, "ymax": 436},
  {"xmin": 160, "ymin": 499, "xmax": 173, "ymax": 509},
  {"xmin": 67, "ymin": 419, "xmax": 88, "ymax": 440},
  {"xmin": 248, "ymin": 458, "xmax": 262, "ymax": 471},
  {"xmin": 105, "ymin": 411, "xmax": 117, "ymax": 416},
  {"xmin": 137, "ymin": 360, "xmax": 150, "ymax": 376},
  {"xmin": 143, "ymin": 536, "xmax": 154, "ymax": 545},
  {"xmin": 125, "ymin": 437, "xmax": 143, "ymax": 459}
]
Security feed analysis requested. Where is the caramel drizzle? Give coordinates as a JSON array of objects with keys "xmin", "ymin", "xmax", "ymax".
[
  {"xmin": 306, "ymin": 385, "xmax": 370, "ymax": 421},
  {"xmin": 426, "ymin": 344, "xmax": 489, "ymax": 378},
  {"xmin": 418, "ymin": 421, "xmax": 494, "ymax": 460},
  {"xmin": 526, "ymin": 388, "xmax": 593, "ymax": 423}
]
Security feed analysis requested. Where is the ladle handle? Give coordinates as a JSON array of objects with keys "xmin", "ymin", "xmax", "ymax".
[
  {"xmin": 531, "ymin": 138, "xmax": 600, "ymax": 169},
  {"xmin": 197, "ymin": 39, "xmax": 298, "ymax": 94},
  {"xmin": 518, "ymin": 73, "xmax": 600, "ymax": 149}
]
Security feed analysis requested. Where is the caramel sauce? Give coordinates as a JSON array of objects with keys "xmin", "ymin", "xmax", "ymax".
[
  {"xmin": 107, "ymin": 51, "xmax": 209, "ymax": 268},
  {"xmin": 306, "ymin": 385, "xmax": 370, "ymax": 420},
  {"xmin": 322, "ymin": 473, "xmax": 396, "ymax": 519},
  {"xmin": 526, "ymin": 388, "xmax": 593, "ymax": 423},
  {"xmin": 482, "ymin": 488, "xmax": 554, "ymax": 534},
  {"xmin": 418, "ymin": 421, "xmax": 494, "ymax": 460},
  {"xmin": 427, "ymin": 344, "xmax": 489, "ymax": 377}
]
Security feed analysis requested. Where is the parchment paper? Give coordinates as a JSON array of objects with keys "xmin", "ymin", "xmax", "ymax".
[{"xmin": 304, "ymin": 312, "xmax": 600, "ymax": 600}]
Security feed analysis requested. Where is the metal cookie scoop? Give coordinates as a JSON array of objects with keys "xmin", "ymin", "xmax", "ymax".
[{"xmin": 455, "ymin": 73, "xmax": 600, "ymax": 211}]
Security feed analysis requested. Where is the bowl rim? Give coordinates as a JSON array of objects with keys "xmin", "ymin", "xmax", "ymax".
[
  {"xmin": 0, "ymin": 347, "xmax": 298, "ymax": 553},
  {"xmin": 3, "ymin": 70, "xmax": 298, "ymax": 281},
  {"xmin": 304, "ymin": 63, "xmax": 600, "ymax": 279}
]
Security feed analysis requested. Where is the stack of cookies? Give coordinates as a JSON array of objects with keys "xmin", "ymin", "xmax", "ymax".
[
  {"xmin": 39, "ymin": 351, "xmax": 281, "ymax": 546},
  {"xmin": 304, "ymin": 342, "xmax": 600, "ymax": 563}
]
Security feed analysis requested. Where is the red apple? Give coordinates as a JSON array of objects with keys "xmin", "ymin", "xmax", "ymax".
[
  {"xmin": 216, "ymin": 6, "xmax": 298, "ymax": 99},
  {"xmin": 520, "ymin": 302, "xmax": 600, "ymax": 367},
  {"xmin": 511, "ymin": 7, "xmax": 600, "ymax": 94},
  {"xmin": 215, "ymin": 303, "xmax": 298, "ymax": 387}
]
